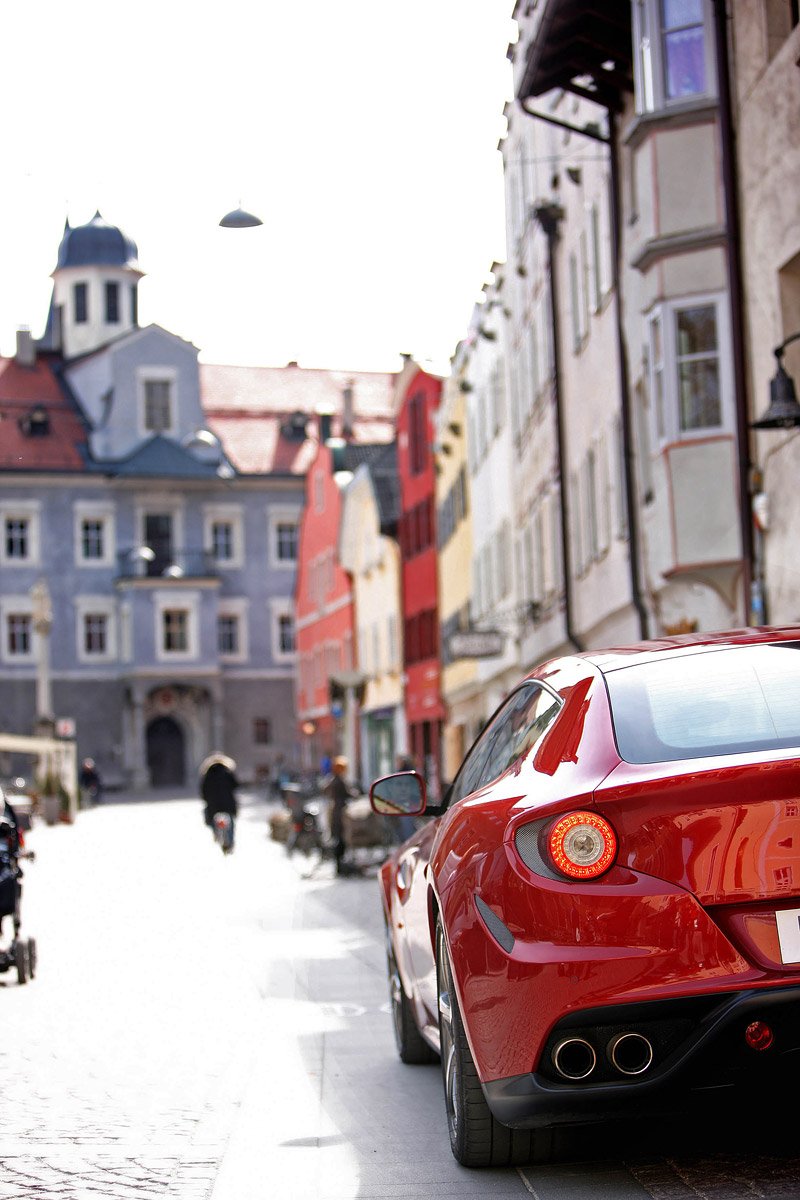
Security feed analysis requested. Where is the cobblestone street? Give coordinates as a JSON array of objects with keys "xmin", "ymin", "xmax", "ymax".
[
  {"xmin": 0, "ymin": 792, "xmax": 526, "ymax": 1200},
  {"xmin": 5, "ymin": 793, "xmax": 800, "ymax": 1200}
]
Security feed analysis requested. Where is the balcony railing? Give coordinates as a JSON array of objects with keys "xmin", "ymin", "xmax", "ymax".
[{"xmin": 116, "ymin": 548, "xmax": 219, "ymax": 580}]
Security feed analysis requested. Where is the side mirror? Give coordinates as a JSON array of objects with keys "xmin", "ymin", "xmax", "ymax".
[{"xmin": 370, "ymin": 771, "xmax": 427, "ymax": 817}]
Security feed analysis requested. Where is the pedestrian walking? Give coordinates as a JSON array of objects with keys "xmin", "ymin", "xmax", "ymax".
[
  {"xmin": 393, "ymin": 754, "xmax": 420, "ymax": 842},
  {"xmin": 79, "ymin": 757, "xmax": 103, "ymax": 804},
  {"xmin": 199, "ymin": 753, "xmax": 239, "ymax": 849},
  {"xmin": 325, "ymin": 756, "xmax": 357, "ymax": 876}
]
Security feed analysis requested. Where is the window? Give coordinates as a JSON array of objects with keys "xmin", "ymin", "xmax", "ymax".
[
  {"xmin": 130, "ymin": 285, "xmax": 138, "ymax": 326},
  {"xmin": 163, "ymin": 609, "xmax": 188, "ymax": 652},
  {"xmin": 212, "ymin": 521, "xmax": 233, "ymax": 562},
  {"xmin": 144, "ymin": 379, "xmax": 173, "ymax": 433},
  {"xmin": 253, "ymin": 718, "xmax": 271, "ymax": 745},
  {"xmin": 279, "ymin": 613, "xmax": 295, "ymax": 654},
  {"xmin": 1, "ymin": 504, "xmax": 40, "ymax": 566},
  {"xmin": 633, "ymin": 0, "xmax": 716, "ymax": 114},
  {"xmin": 74, "ymin": 282, "xmax": 88, "ymax": 323},
  {"xmin": 408, "ymin": 392, "xmax": 428, "ymax": 475},
  {"xmin": 276, "ymin": 522, "xmax": 298, "ymax": 561},
  {"xmin": 5, "ymin": 518, "xmax": 29, "ymax": 560},
  {"xmin": 270, "ymin": 600, "xmax": 296, "ymax": 661},
  {"xmin": 83, "ymin": 613, "xmax": 108, "ymax": 655},
  {"xmin": 218, "ymin": 614, "xmax": 239, "ymax": 654},
  {"xmin": 75, "ymin": 597, "xmax": 116, "ymax": 662},
  {"xmin": 647, "ymin": 296, "xmax": 730, "ymax": 444},
  {"xmin": 81, "ymin": 519, "xmax": 105, "ymax": 560},
  {"xmin": 607, "ymin": 643, "xmax": 800, "ymax": 764},
  {"xmin": 105, "ymin": 281, "xmax": 120, "ymax": 324},
  {"xmin": 6, "ymin": 613, "xmax": 32, "ymax": 657},
  {"xmin": 449, "ymin": 683, "xmax": 562, "ymax": 805}
]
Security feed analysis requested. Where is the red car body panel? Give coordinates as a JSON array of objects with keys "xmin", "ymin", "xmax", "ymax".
[{"xmin": 378, "ymin": 628, "xmax": 800, "ymax": 1105}]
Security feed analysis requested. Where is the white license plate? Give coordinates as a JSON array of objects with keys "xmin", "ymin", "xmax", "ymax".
[{"xmin": 776, "ymin": 907, "xmax": 800, "ymax": 964}]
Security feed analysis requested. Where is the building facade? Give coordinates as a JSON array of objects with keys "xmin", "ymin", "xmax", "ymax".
[{"xmin": 0, "ymin": 214, "xmax": 305, "ymax": 789}]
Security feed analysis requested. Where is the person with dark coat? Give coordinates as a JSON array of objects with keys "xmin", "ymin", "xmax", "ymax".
[
  {"xmin": 199, "ymin": 754, "xmax": 239, "ymax": 845},
  {"xmin": 79, "ymin": 758, "xmax": 103, "ymax": 804},
  {"xmin": 326, "ymin": 756, "xmax": 356, "ymax": 876}
]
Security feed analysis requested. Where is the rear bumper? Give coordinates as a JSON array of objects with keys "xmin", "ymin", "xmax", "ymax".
[{"xmin": 483, "ymin": 985, "xmax": 800, "ymax": 1128}]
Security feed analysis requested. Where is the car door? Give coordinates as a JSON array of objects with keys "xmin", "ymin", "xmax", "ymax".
[{"xmin": 405, "ymin": 683, "xmax": 565, "ymax": 1023}]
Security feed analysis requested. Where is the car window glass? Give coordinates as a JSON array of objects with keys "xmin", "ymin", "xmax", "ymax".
[
  {"xmin": 606, "ymin": 642, "xmax": 800, "ymax": 763},
  {"xmin": 449, "ymin": 684, "xmax": 561, "ymax": 805},
  {"xmin": 477, "ymin": 685, "xmax": 561, "ymax": 790}
]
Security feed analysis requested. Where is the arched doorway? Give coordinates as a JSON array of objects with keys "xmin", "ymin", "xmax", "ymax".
[{"xmin": 146, "ymin": 716, "xmax": 185, "ymax": 787}]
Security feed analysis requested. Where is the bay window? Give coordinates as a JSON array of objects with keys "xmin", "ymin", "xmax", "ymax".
[{"xmin": 633, "ymin": 0, "xmax": 716, "ymax": 114}]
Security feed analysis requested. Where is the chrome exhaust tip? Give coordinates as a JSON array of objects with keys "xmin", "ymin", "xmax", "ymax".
[
  {"xmin": 552, "ymin": 1036, "xmax": 597, "ymax": 1081},
  {"xmin": 608, "ymin": 1031, "xmax": 654, "ymax": 1076}
]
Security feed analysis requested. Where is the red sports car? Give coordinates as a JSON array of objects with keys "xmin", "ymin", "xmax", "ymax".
[{"xmin": 370, "ymin": 627, "xmax": 800, "ymax": 1167}]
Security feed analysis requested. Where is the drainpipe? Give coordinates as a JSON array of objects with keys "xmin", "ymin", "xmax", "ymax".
[
  {"xmin": 534, "ymin": 202, "xmax": 583, "ymax": 653},
  {"xmin": 712, "ymin": 0, "xmax": 754, "ymax": 624},
  {"xmin": 608, "ymin": 111, "xmax": 650, "ymax": 640}
]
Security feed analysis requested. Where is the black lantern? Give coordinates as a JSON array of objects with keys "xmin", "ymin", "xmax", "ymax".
[{"xmin": 752, "ymin": 332, "xmax": 800, "ymax": 429}]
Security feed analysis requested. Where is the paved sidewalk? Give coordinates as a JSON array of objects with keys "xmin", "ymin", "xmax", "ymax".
[{"xmin": 0, "ymin": 791, "xmax": 529, "ymax": 1199}]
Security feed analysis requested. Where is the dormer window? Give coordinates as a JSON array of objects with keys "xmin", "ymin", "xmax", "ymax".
[
  {"xmin": 74, "ymin": 282, "xmax": 88, "ymax": 324},
  {"xmin": 138, "ymin": 370, "xmax": 176, "ymax": 436},
  {"xmin": 19, "ymin": 405, "xmax": 50, "ymax": 437},
  {"xmin": 105, "ymin": 281, "xmax": 120, "ymax": 324}
]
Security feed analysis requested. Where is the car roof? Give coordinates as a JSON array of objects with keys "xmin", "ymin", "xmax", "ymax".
[{"xmin": 580, "ymin": 625, "xmax": 800, "ymax": 674}]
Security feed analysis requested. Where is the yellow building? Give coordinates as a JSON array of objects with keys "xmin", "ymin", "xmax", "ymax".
[{"xmin": 435, "ymin": 350, "xmax": 478, "ymax": 786}]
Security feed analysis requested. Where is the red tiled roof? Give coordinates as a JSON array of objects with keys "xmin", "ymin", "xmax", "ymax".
[
  {"xmin": 200, "ymin": 363, "xmax": 395, "ymax": 416},
  {"xmin": 201, "ymin": 363, "xmax": 395, "ymax": 475},
  {"xmin": 0, "ymin": 356, "xmax": 86, "ymax": 471}
]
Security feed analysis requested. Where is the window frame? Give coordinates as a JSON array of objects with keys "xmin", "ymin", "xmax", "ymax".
[
  {"xmin": 268, "ymin": 507, "xmax": 300, "ymax": 569},
  {"xmin": 1, "ymin": 502, "xmax": 41, "ymax": 567},
  {"xmin": 646, "ymin": 293, "xmax": 732, "ymax": 447},
  {"xmin": 270, "ymin": 599, "xmax": 296, "ymax": 663},
  {"xmin": 203, "ymin": 504, "xmax": 244, "ymax": 570},
  {"xmin": 137, "ymin": 368, "xmax": 177, "ymax": 438},
  {"xmin": 73, "ymin": 502, "xmax": 116, "ymax": 568},
  {"xmin": 632, "ymin": 0, "xmax": 717, "ymax": 115},
  {"xmin": 74, "ymin": 595, "xmax": 117, "ymax": 664},
  {"xmin": 1, "ymin": 598, "xmax": 34, "ymax": 663},
  {"xmin": 154, "ymin": 591, "xmax": 199, "ymax": 662}
]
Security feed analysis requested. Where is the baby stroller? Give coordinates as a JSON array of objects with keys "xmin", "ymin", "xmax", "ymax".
[{"xmin": 0, "ymin": 806, "xmax": 36, "ymax": 986}]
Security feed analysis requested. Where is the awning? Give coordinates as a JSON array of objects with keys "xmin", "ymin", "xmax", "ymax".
[{"xmin": 518, "ymin": 0, "xmax": 633, "ymax": 108}]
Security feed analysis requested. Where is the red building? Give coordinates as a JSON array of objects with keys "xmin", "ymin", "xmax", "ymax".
[
  {"xmin": 395, "ymin": 359, "xmax": 445, "ymax": 798},
  {"xmin": 294, "ymin": 378, "xmax": 393, "ymax": 773}
]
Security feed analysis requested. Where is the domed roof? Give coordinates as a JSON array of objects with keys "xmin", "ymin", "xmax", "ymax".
[{"xmin": 55, "ymin": 211, "xmax": 140, "ymax": 271}]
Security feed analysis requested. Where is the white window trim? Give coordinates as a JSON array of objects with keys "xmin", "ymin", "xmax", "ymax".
[
  {"xmin": 74, "ymin": 595, "xmax": 117, "ymax": 664},
  {"xmin": 218, "ymin": 598, "xmax": 249, "ymax": 663},
  {"xmin": 646, "ymin": 293, "xmax": 733, "ymax": 448},
  {"xmin": 0, "ymin": 596, "xmax": 35, "ymax": 663},
  {"xmin": 136, "ymin": 366, "xmax": 178, "ymax": 438},
  {"xmin": 73, "ymin": 501, "xmax": 116, "ymax": 568},
  {"xmin": 0, "ymin": 501, "xmax": 41, "ymax": 567},
  {"xmin": 270, "ymin": 598, "xmax": 296, "ymax": 662},
  {"xmin": 203, "ymin": 503, "xmax": 244, "ymax": 570},
  {"xmin": 153, "ymin": 590, "xmax": 199, "ymax": 662},
  {"xmin": 632, "ymin": 0, "xmax": 717, "ymax": 115},
  {"xmin": 268, "ymin": 506, "xmax": 300, "ymax": 570}
]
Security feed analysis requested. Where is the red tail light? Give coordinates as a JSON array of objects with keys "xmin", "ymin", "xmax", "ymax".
[{"xmin": 548, "ymin": 811, "xmax": 617, "ymax": 880}]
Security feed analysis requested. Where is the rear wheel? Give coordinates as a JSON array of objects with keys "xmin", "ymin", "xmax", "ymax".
[
  {"xmin": 27, "ymin": 937, "xmax": 37, "ymax": 979},
  {"xmin": 385, "ymin": 921, "xmax": 437, "ymax": 1065},
  {"xmin": 14, "ymin": 940, "xmax": 28, "ymax": 986},
  {"xmin": 435, "ymin": 918, "xmax": 550, "ymax": 1167}
]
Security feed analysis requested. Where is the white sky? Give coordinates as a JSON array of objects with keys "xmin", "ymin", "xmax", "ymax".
[{"xmin": 0, "ymin": 2, "xmax": 515, "ymax": 375}]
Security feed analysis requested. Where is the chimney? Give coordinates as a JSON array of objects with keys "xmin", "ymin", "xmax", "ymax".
[
  {"xmin": 342, "ymin": 381, "xmax": 355, "ymax": 440},
  {"xmin": 318, "ymin": 406, "xmax": 334, "ymax": 443},
  {"xmin": 15, "ymin": 328, "xmax": 36, "ymax": 368}
]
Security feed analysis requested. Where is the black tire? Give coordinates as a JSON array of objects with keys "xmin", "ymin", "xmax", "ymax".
[
  {"xmin": 385, "ymin": 921, "xmax": 437, "ymax": 1065},
  {"xmin": 14, "ymin": 940, "xmax": 27, "ymax": 986},
  {"xmin": 27, "ymin": 938, "xmax": 37, "ymax": 979},
  {"xmin": 435, "ymin": 918, "xmax": 550, "ymax": 1167}
]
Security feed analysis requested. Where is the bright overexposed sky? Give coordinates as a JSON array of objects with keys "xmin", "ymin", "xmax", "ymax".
[{"xmin": 0, "ymin": 2, "xmax": 515, "ymax": 374}]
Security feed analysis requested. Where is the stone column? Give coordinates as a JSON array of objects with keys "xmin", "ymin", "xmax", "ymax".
[{"xmin": 129, "ymin": 684, "xmax": 149, "ymax": 790}]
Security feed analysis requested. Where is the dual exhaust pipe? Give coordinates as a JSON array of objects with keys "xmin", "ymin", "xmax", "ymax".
[{"xmin": 552, "ymin": 1031, "xmax": 654, "ymax": 1081}]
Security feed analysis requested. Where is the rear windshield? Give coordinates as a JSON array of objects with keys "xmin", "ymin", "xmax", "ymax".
[{"xmin": 605, "ymin": 642, "xmax": 800, "ymax": 764}]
